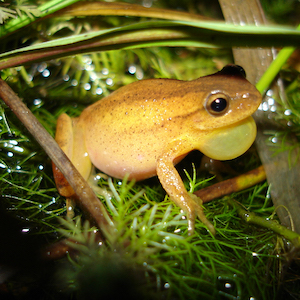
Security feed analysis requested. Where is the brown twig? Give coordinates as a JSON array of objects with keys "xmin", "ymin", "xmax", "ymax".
[
  {"xmin": 0, "ymin": 79, "xmax": 115, "ymax": 238},
  {"xmin": 194, "ymin": 165, "xmax": 266, "ymax": 203}
]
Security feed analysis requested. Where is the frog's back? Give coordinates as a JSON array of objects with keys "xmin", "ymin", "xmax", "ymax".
[
  {"xmin": 77, "ymin": 71, "xmax": 260, "ymax": 180},
  {"xmin": 78, "ymin": 78, "xmax": 203, "ymax": 180}
]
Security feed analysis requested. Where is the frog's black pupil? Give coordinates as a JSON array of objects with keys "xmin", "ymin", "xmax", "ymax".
[{"xmin": 211, "ymin": 98, "xmax": 227, "ymax": 112}]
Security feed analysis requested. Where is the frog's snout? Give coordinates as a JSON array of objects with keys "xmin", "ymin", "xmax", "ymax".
[{"xmin": 199, "ymin": 116, "xmax": 257, "ymax": 161}]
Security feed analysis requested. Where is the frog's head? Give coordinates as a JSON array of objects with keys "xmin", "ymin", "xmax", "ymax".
[{"xmin": 196, "ymin": 64, "xmax": 261, "ymax": 160}]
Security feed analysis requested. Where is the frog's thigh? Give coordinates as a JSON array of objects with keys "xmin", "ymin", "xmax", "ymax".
[
  {"xmin": 156, "ymin": 141, "xmax": 215, "ymax": 234},
  {"xmin": 53, "ymin": 114, "xmax": 92, "ymax": 198},
  {"xmin": 71, "ymin": 119, "xmax": 92, "ymax": 181},
  {"xmin": 53, "ymin": 113, "xmax": 75, "ymax": 198}
]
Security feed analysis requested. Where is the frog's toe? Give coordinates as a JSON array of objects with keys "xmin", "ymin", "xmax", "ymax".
[
  {"xmin": 195, "ymin": 204, "xmax": 216, "ymax": 235},
  {"xmin": 189, "ymin": 194, "xmax": 215, "ymax": 235}
]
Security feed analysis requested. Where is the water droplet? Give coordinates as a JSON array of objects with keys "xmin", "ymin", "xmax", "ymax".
[
  {"xmin": 90, "ymin": 72, "xmax": 97, "ymax": 81},
  {"xmin": 83, "ymin": 56, "xmax": 92, "ymax": 65},
  {"xmin": 96, "ymin": 87, "xmax": 103, "ymax": 95},
  {"xmin": 164, "ymin": 282, "xmax": 170, "ymax": 289},
  {"xmin": 33, "ymin": 98, "xmax": 42, "ymax": 106},
  {"xmin": 267, "ymin": 98, "xmax": 275, "ymax": 106},
  {"xmin": 266, "ymin": 89, "xmax": 273, "ymax": 97},
  {"xmin": 42, "ymin": 69, "xmax": 50, "ymax": 77},
  {"xmin": 85, "ymin": 64, "xmax": 95, "ymax": 71},
  {"xmin": 13, "ymin": 146, "xmax": 24, "ymax": 152},
  {"xmin": 284, "ymin": 109, "xmax": 292, "ymax": 116},
  {"xmin": 21, "ymin": 228, "xmax": 30, "ymax": 233},
  {"xmin": 102, "ymin": 68, "xmax": 109, "ymax": 75},
  {"xmin": 128, "ymin": 65, "xmax": 136, "ymax": 74},
  {"xmin": 262, "ymin": 102, "xmax": 269, "ymax": 111},
  {"xmin": 84, "ymin": 83, "xmax": 91, "ymax": 91},
  {"xmin": 106, "ymin": 78, "xmax": 113, "ymax": 86},
  {"xmin": 10, "ymin": 140, "xmax": 18, "ymax": 145},
  {"xmin": 71, "ymin": 79, "xmax": 78, "ymax": 86},
  {"xmin": 37, "ymin": 62, "xmax": 47, "ymax": 73}
]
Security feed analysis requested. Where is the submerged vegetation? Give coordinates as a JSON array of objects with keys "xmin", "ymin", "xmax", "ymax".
[{"xmin": 0, "ymin": 0, "xmax": 300, "ymax": 299}]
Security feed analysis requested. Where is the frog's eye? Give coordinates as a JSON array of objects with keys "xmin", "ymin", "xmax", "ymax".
[{"xmin": 205, "ymin": 93, "xmax": 230, "ymax": 116}]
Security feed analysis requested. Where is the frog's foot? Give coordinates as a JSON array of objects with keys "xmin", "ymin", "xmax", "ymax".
[
  {"xmin": 189, "ymin": 193, "xmax": 216, "ymax": 235},
  {"xmin": 87, "ymin": 172, "xmax": 113, "ymax": 199}
]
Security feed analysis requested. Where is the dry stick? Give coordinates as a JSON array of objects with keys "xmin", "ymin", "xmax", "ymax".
[{"xmin": 0, "ymin": 79, "xmax": 115, "ymax": 238}]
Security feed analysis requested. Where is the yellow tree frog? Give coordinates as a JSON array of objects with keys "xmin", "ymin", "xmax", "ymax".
[{"xmin": 53, "ymin": 64, "xmax": 261, "ymax": 234}]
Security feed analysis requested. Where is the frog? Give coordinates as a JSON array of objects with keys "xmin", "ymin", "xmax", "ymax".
[{"xmin": 52, "ymin": 64, "xmax": 261, "ymax": 235}]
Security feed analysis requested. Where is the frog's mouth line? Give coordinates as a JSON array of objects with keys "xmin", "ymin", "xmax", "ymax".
[{"xmin": 199, "ymin": 116, "xmax": 257, "ymax": 161}]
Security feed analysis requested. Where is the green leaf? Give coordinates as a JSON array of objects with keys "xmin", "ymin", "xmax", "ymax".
[{"xmin": 0, "ymin": 20, "xmax": 299, "ymax": 70}]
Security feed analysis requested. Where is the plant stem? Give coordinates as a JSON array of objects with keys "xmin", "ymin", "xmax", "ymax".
[
  {"xmin": 256, "ymin": 24, "xmax": 300, "ymax": 95},
  {"xmin": 228, "ymin": 198, "xmax": 300, "ymax": 248}
]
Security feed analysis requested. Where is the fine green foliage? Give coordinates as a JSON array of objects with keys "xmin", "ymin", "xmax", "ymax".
[
  {"xmin": 0, "ymin": 0, "xmax": 300, "ymax": 299},
  {"xmin": 56, "ymin": 177, "xmax": 280, "ymax": 300}
]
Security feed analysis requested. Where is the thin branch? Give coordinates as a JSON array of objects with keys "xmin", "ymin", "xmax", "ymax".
[{"xmin": 0, "ymin": 79, "xmax": 115, "ymax": 238}]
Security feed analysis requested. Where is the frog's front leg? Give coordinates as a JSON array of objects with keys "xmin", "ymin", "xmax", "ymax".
[{"xmin": 157, "ymin": 141, "xmax": 215, "ymax": 235}]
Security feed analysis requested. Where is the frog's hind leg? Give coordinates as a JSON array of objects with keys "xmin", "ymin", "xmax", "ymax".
[
  {"xmin": 52, "ymin": 113, "xmax": 92, "ymax": 218},
  {"xmin": 87, "ymin": 169, "xmax": 113, "ymax": 200}
]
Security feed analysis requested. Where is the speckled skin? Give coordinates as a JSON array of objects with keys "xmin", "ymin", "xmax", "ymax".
[{"xmin": 53, "ymin": 65, "xmax": 261, "ymax": 233}]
